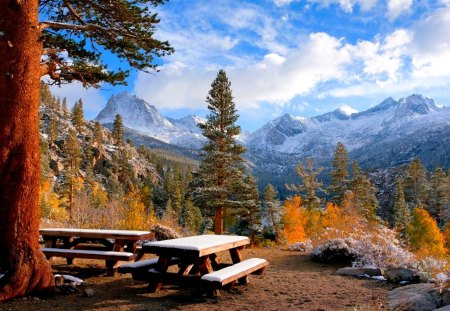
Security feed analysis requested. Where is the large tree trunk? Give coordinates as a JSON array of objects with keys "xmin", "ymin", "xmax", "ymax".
[
  {"xmin": 0, "ymin": 0, "xmax": 55, "ymax": 301},
  {"xmin": 214, "ymin": 207, "xmax": 224, "ymax": 234}
]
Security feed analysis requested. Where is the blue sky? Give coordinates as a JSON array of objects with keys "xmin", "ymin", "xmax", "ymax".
[{"xmin": 50, "ymin": 0, "xmax": 450, "ymax": 131}]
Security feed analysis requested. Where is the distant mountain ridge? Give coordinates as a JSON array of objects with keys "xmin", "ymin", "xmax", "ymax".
[
  {"xmin": 96, "ymin": 92, "xmax": 206, "ymax": 150},
  {"xmin": 96, "ymin": 93, "xmax": 450, "ymax": 178}
]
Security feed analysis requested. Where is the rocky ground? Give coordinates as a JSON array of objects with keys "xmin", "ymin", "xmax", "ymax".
[{"xmin": 2, "ymin": 248, "xmax": 392, "ymax": 311}]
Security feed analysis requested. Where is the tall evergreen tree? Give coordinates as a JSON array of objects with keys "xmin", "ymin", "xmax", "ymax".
[
  {"xmin": 93, "ymin": 121, "xmax": 104, "ymax": 146},
  {"xmin": 394, "ymin": 177, "xmax": 410, "ymax": 235},
  {"xmin": 404, "ymin": 158, "xmax": 429, "ymax": 208},
  {"xmin": 180, "ymin": 199, "xmax": 203, "ymax": 233},
  {"xmin": 191, "ymin": 70, "xmax": 246, "ymax": 234},
  {"xmin": 430, "ymin": 168, "xmax": 450, "ymax": 227},
  {"xmin": 71, "ymin": 99, "xmax": 85, "ymax": 133},
  {"xmin": 47, "ymin": 116, "xmax": 59, "ymax": 143},
  {"xmin": 263, "ymin": 184, "xmax": 282, "ymax": 239},
  {"xmin": 61, "ymin": 129, "xmax": 83, "ymax": 221},
  {"xmin": 233, "ymin": 175, "xmax": 262, "ymax": 242},
  {"xmin": 350, "ymin": 162, "xmax": 379, "ymax": 222},
  {"xmin": 113, "ymin": 114, "xmax": 124, "ymax": 145},
  {"xmin": 329, "ymin": 142, "xmax": 349, "ymax": 206},
  {"xmin": 286, "ymin": 158, "xmax": 325, "ymax": 210}
]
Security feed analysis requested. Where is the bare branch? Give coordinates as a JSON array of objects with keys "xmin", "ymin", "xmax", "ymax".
[{"xmin": 63, "ymin": 0, "xmax": 84, "ymax": 25}]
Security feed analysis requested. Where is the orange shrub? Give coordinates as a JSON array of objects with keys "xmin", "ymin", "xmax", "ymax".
[{"xmin": 281, "ymin": 196, "xmax": 306, "ymax": 243}]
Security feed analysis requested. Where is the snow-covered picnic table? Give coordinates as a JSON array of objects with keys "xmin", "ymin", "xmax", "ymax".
[
  {"xmin": 39, "ymin": 228, "xmax": 153, "ymax": 275},
  {"xmin": 138, "ymin": 235, "xmax": 268, "ymax": 294}
]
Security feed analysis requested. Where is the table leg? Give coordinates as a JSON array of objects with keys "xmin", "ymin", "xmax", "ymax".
[
  {"xmin": 63, "ymin": 237, "xmax": 74, "ymax": 265},
  {"xmin": 105, "ymin": 239, "xmax": 125, "ymax": 276},
  {"xmin": 148, "ymin": 256, "xmax": 170, "ymax": 292},
  {"xmin": 197, "ymin": 256, "xmax": 219, "ymax": 296},
  {"xmin": 229, "ymin": 247, "xmax": 248, "ymax": 285},
  {"xmin": 209, "ymin": 253, "xmax": 221, "ymax": 270}
]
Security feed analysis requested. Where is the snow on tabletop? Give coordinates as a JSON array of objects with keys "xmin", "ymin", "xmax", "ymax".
[
  {"xmin": 143, "ymin": 235, "xmax": 249, "ymax": 251},
  {"xmin": 201, "ymin": 258, "xmax": 267, "ymax": 282},
  {"xmin": 39, "ymin": 228, "xmax": 151, "ymax": 236}
]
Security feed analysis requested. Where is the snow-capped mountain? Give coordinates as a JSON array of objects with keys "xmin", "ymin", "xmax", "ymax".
[
  {"xmin": 96, "ymin": 92, "xmax": 206, "ymax": 149},
  {"xmin": 246, "ymin": 94, "xmax": 450, "ymax": 177},
  {"xmin": 96, "ymin": 92, "xmax": 449, "ymax": 178}
]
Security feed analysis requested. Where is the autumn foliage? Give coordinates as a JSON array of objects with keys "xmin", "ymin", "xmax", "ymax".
[
  {"xmin": 280, "ymin": 196, "xmax": 306, "ymax": 244},
  {"xmin": 408, "ymin": 208, "xmax": 446, "ymax": 258}
]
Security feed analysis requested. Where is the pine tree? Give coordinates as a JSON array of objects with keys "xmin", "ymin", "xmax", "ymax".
[
  {"xmin": 180, "ymin": 199, "xmax": 203, "ymax": 233},
  {"xmin": 404, "ymin": 158, "xmax": 429, "ymax": 208},
  {"xmin": 61, "ymin": 129, "xmax": 83, "ymax": 221},
  {"xmin": 191, "ymin": 70, "xmax": 246, "ymax": 234},
  {"xmin": 113, "ymin": 114, "xmax": 124, "ymax": 145},
  {"xmin": 93, "ymin": 121, "xmax": 104, "ymax": 146},
  {"xmin": 349, "ymin": 161, "xmax": 379, "ymax": 222},
  {"xmin": 62, "ymin": 97, "xmax": 69, "ymax": 118},
  {"xmin": 286, "ymin": 158, "xmax": 325, "ymax": 210},
  {"xmin": 71, "ymin": 99, "xmax": 85, "ymax": 133},
  {"xmin": 233, "ymin": 175, "xmax": 262, "ymax": 243},
  {"xmin": 172, "ymin": 181, "xmax": 183, "ymax": 216},
  {"xmin": 0, "ymin": 0, "xmax": 172, "ymax": 298},
  {"xmin": 329, "ymin": 142, "xmax": 349, "ymax": 206},
  {"xmin": 429, "ymin": 168, "xmax": 450, "ymax": 227},
  {"xmin": 263, "ymin": 184, "xmax": 282, "ymax": 239},
  {"xmin": 47, "ymin": 116, "xmax": 59, "ymax": 143},
  {"xmin": 393, "ymin": 176, "xmax": 410, "ymax": 236}
]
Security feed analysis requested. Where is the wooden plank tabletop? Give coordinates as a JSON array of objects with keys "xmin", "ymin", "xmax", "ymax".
[
  {"xmin": 142, "ymin": 235, "xmax": 250, "ymax": 257},
  {"xmin": 39, "ymin": 228, "xmax": 153, "ymax": 240}
]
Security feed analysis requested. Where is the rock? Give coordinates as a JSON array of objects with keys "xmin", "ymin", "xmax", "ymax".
[
  {"xmin": 383, "ymin": 268, "xmax": 420, "ymax": 284},
  {"xmin": 336, "ymin": 267, "xmax": 382, "ymax": 277},
  {"xmin": 418, "ymin": 271, "xmax": 432, "ymax": 283},
  {"xmin": 434, "ymin": 305, "xmax": 450, "ymax": 311},
  {"xmin": 388, "ymin": 283, "xmax": 450, "ymax": 311},
  {"xmin": 83, "ymin": 288, "xmax": 94, "ymax": 297},
  {"xmin": 54, "ymin": 275, "xmax": 65, "ymax": 286}
]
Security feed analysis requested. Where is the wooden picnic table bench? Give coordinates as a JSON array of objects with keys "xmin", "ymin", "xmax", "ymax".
[
  {"xmin": 39, "ymin": 228, "xmax": 153, "ymax": 275},
  {"xmin": 128, "ymin": 235, "xmax": 268, "ymax": 295}
]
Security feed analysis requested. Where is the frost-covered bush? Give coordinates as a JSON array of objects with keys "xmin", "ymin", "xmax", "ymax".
[
  {"xmin": 288, "ymin": 239, "xmax": 313, "ymax": 252},
  {"xmin": 150, "ymin": 223, "xmax": 181, "ymax": 241},
  {"xmin": 311, "ymin": 238, "xmax": 359, "ymax": 264},
  {"xmin": 311, "ymin": 226, "xmax": 416, "ymax": 268}
]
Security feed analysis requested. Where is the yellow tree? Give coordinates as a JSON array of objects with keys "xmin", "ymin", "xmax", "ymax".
[
  {"xmin": 408, "ymin": 208, "xmax": 446, "ymax": 258},
  {"xmin": 281, "ymin": 196, "xmax": 306, "ymax": 244}
]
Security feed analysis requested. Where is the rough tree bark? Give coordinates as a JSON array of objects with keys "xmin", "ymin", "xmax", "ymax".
[{"xmin": 0, "ymin": 0, "xmax": 55, "ymax": 302}]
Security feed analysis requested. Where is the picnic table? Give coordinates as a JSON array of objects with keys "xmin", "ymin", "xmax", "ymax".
[
  {"xmin": 124, "ymin": 235, "xmax": 268, "ymax": 294},
  {"xmin": 39, "ymin": 228, "xmax": 153, "ymax": 275}
]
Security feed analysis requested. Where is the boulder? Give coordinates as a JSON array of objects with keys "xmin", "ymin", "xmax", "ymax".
[
  {"xmin": 336, "ymin": 267, "xmax": 382, "ymax": 277},
  {"xmin": 434, "ymin": 306, "xmax": 450, "ymax": 311},
  {"xmin": 388, "ymin": 283, "xmax": 450, "ymax": 311},
  {"xmin": 383, "ymin": 268, "xmax": 420, "ymax": 284}
]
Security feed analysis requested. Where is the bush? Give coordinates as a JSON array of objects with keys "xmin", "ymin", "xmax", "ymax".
[
  {"xmin": 288, "ymin": 240, "xmax": 313, "ymax": 252},
  {"xmin": 150, "ymin": 224, "xmax": 181, "ymax": 241},
  {"xmin": 311, "ymin": 238, "xmax": 359, "ymax": 264}
]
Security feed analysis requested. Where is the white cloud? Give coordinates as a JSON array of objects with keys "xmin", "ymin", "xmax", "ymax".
[
  {"xmin": 135, "ymin": 33, "xmax": 352, "ymax": 110},
  {"xmin": 387, "ymin": 0, "xmax": 413, "ymax": 21},
  {"xmin": 274, "ymin": 0, "xmax": 298, "ymax": 6},
  {"xmin": 309, "ymin": 0, "xmax": 378, "ymax": 12}
]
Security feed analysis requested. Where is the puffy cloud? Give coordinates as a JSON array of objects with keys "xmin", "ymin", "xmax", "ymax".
[
  {"xmin": 387, "ymin": 0, "xmax": 413, "ymax": 21},
  {"xmin": 134, "ymin": 33, "xmax": 352, "ymax": 110}
]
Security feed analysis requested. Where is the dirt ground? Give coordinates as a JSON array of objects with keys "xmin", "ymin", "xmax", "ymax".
[{"xmin": 1, "ymin": 248, "xmax": 393, "ymax": 311}]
